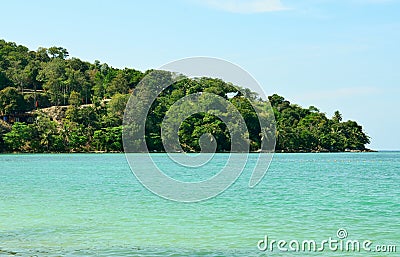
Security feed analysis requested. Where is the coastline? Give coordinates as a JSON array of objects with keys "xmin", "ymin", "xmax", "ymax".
[{"xmin": 0, "ymin": 149, "xmax": 378, "ymax": 154}]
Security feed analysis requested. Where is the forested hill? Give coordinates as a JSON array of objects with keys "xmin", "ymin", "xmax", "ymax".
[{"xmin": 0, "ymin": 39, "xmax": 370, "ymax": 153}]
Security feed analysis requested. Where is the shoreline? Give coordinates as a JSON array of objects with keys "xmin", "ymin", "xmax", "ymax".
[{"xmin": 0, "ymin": 149, "xmax": 379, "ymax": 154}]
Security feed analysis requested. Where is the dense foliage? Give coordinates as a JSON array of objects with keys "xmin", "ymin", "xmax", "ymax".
[{"xmin": 0, "ymin": 39, "xmax": 370, "ymax": 153}]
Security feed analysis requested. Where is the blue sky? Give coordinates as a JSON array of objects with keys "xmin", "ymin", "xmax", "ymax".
[{"xmin": 1, "ymin": 0, "xmax": 399, "ymax": 150}]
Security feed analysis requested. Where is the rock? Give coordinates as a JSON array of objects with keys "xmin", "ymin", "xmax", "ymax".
[{"xmin": 37, "ymin": 106, "xmax": 68, "ymax": 123}]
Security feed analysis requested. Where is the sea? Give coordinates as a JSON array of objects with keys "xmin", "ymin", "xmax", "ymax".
[{"xmin": 0, "ymin": 152, "xmax": 399, "ymax": 256}]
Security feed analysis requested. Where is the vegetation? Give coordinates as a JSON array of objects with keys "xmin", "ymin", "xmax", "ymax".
[{"xmin": 0, "ymin": 39, "xmax": 370, "ymax": 153}]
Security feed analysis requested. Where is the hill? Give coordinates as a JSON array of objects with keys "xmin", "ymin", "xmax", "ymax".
[{"xmin": 0, "ymin": 39, "xmax": 370, "ymax": 153}]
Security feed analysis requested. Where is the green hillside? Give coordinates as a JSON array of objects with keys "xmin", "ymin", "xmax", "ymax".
[{"xmin": 0, "ymin": 39, "xmax": 370, "ymax": 153}]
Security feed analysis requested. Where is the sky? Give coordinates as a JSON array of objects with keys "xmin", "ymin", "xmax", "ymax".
[{"xmin": 1, "ymin": 0, "xmax": 399, "ymax": 150}]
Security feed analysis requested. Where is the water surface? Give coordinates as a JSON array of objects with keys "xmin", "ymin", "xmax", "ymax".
[{"xmin": 0, "ymin": 153, "xmax": 399, "ymax": 256}]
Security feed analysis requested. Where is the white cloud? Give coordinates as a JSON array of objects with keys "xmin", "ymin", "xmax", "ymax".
[{"xmin": 200, "ymin": 0, "xmax": 289, "ymax": 13}]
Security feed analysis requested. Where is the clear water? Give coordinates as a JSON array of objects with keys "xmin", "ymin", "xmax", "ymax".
[{"xmin": 0, "ymin": 153, "xmax": 399, "ymax": 256}]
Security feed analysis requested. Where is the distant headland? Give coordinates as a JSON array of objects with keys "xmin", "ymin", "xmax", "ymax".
[{"xmin": 0, "ymin": 39, "xmax": 371, "ymax": 153}]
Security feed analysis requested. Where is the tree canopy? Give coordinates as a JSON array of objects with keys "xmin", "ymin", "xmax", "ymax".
[{"xmin": 0, "ymin": 39, "xmax": 370, "ymax": 153}]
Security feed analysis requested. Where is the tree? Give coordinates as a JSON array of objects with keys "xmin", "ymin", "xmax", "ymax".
[
  {"xmin": 0, "ymin": 87, "xmax": 27, "ymax": 115},
  {"xmin": 107, "ymin": 93, "xmax": 130, "ymax": 123},
  {"xmin": 3, "ymin": 122, "xmax": 33, "ymax": 151},
  {"xmin": 230, "ymin": 96, "xmax": 261, "ymax": 151},
  {"xmin": 48, "ymin": 47, "xmax": 69, "ymax": 59},
  {"xmin": 63, "ymin": 121, "xmax": 90, "ymax": 152},
  {"xmin": 268, "ymin": 94, "xmax": 285, "ymax": 108},
  {"xmin": 106, "ymin": 71, "xmax": 129, "ymax": 96},
  {"xmin": 0, "ymin": 120, "xmax": 11, "ymax": 152},
  {"xmin": 69, "ymin": 91, "xmax": 82, "ymax": 107},
  {"xmin": 332, "ymin": 110, "xmax": 342, "ymax": 123},
  {"xmin": 0, "ymin": 70, "xmax": 11, "ymax": 90},
  {"xmin": 93, "ymin": 126, "xmax": 123, "ymax": 152},
  {"xmin": 65, "ymin": 105, "xmax": 99, "ymax": 128},
  {"xmin": 37, "ymin": 58, "xmax": 66, "ymax": 105},
  {"xmin": 340, "ymin": 120, "xmax": 370, "ymax": 150},
  {"xmin": 35, "ymin": 47, "xmax": 50, "ymax": 62},
  {"xmin": 32, "ymin": 114, "xmax": 65, "ymax": 152},
  {"xmin": 6, "ymin": 60, "xmax": 31, "ymax": 92}
]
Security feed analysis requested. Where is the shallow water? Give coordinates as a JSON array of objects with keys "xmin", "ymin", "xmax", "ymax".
[{"xmin": 0, "ymin": 153, "xmax": 399, "ymax": 256}]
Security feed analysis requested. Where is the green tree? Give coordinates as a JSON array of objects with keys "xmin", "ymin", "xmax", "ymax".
[
  {"xmin": 0, "ymin": 120, "xmax": 11, "ymax": 152},
  {"xmin": 106, "ymin": 71, "xmax": 129, "ymax": 96},
  {"xmin": 63, "ymin": 121, "xmax": 90, "ymax": 152},
  {"xmin": 106, "ymin": 93, "xmax": 130, "ymax": 125},
  {"xmin": 48, "ymin": 47, "xmax": 69, "ymax": 59},
  {"xmin": 332, "ymin": 110, "xmax": 342, "ymax": 123},
  {"xmin": 32, "ymin": 114, "xmax": 65, "ymax": 152},
  {"xmin": 93, "ymin": 126, "xmax": 123, "ymax": 152},
  {"xmin": 3, "ymin": 122, "xmax": 33, "ymax": 152},
  {"xmin": 69, "ymin": 91, "xmax": 82, "ymax": 107},
  {"xmin": 65, "ymin": 105, "xmax": 100, "ymax": 128},
  {"xmin": 37, "ymin": 58, "xmax": 67, "ymax": 105},
  {"xmin": 0, "ymin": 87, "xmax": 27, "ymax": 115}
]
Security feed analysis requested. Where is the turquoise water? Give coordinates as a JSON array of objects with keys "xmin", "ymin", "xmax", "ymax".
[{"xmin": 0, "ymin": 153, "xmax": 399, "ymax": 256}]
